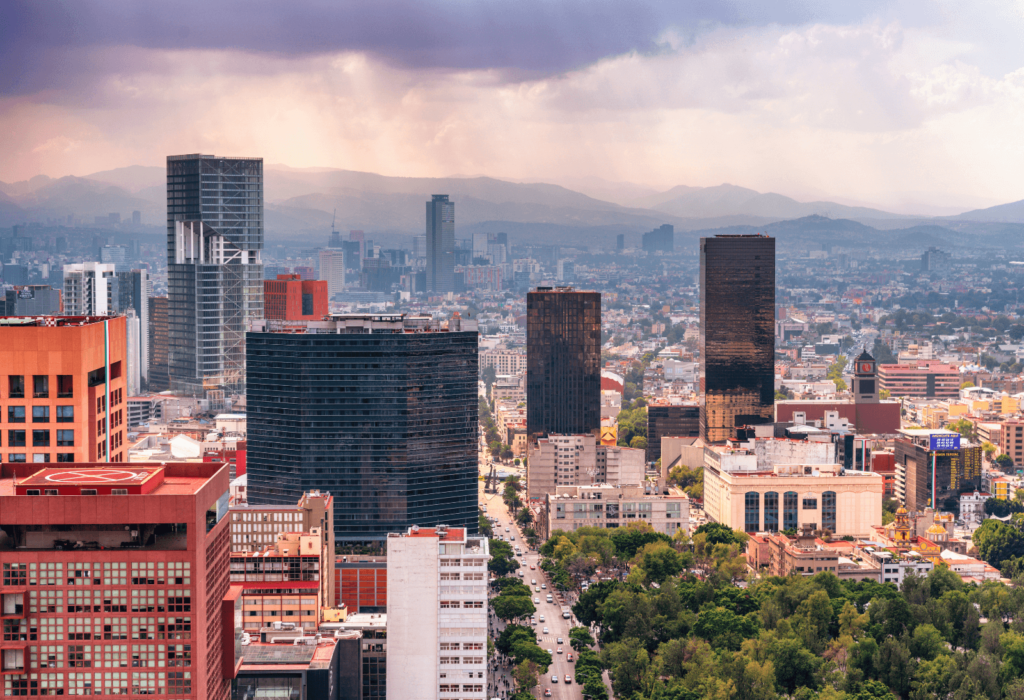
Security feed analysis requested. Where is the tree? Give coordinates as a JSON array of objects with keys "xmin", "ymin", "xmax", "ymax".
[
  {"xmin": 515, "ymin": 506, "xmax": 534, "ymax": 527},
  {"xmin": 827, "ymin": 356, "xmax": 848, "ymax": 392},
  {"xmin": 996, "ymin": 453, "xmax": 1014, "ymax": 469},
  {"xmin": 982, "ymin": 441, "xmax": 997, "ymax": 457},
  {"xmin": 496, "ymin": 624, "xmax": 535, "ymax": 655},
  {"xmin": 513, "ymin": 659, "xmax": 540, "ymax": 693},
  {"xmin": 694, "ymin": 522, "xmax": 747, "ymax": 547},
  {"xmin": 634, "ymin": 541, "xmax": 685, "ymax": 584},
  {"xmin": 910, "ymin": 623, "xmax": 947, "ymax": 661},
  {"xmin": 946, "ymin": 418, "xmax": 976, "ymax": 441},
  {"xmin": 985, "ymin": 497, "xmax": 1024, "ymax": 518},
  {"xmin": 492, "ymin": 595, "xmax": 536, "ymax": 622},
  {"xmin": 879, "ymin": 389, "xmax": 891, "ymax": 400},
  {"xmin": 510, "ymin": 640, "xmax": 552, "ymax": 670},
  {"xmin": 960, "ymin": 380, "xmax": 975, "ymax": 389},
  {"xmin": 875, "ymin": 637, "xmax": 914, "ymax": 698},
  {"xmin": 973, "ymin": 518, "xmax": 1024, "ymax": 568},
  {"xmin": 569, "ymin": 626, "xmax": 596, "ymax": 652},
  {"xmin": 630, "ymin": 435, "xmax": 648, "ymax": 450}
]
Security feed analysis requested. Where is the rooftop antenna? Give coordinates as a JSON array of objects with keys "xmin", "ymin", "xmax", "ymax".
[{"xmin": 331, "ymin": 209, "xmax": 337, "ymax": 233}]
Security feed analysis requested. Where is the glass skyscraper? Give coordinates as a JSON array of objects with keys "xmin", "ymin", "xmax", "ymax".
[
  {"xmin": 245, "ymin": 314, "xmax": 479, "ymax": 542},
  {"xmin": 699, "ymin": 234, "xmax": 776, "ymax": 443},
  {"xmin": 526, "ymin": 287, "xmax": 602, "ymax": 438},
  {"xmin": 166, "ymin": 154, "xmax": 263, "ymax": 395},
  {"xmin": 425, "ymin": 194, "xmax": 454, "ymax": 293}
]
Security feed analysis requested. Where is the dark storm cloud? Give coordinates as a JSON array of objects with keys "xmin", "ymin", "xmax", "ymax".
[{"xmin": 0, "ymin": 0, "xmax": 890, "ymax": 95}]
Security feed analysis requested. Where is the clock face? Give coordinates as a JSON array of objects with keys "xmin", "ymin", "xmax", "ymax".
[{"xmin": 859, "ymin": 363, "xmax": 873, "ymax": 373}]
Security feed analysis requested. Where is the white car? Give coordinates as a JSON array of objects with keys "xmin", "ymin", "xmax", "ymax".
[
  {"xmin": 551, "ymin": 675, "xmax": 559, "ymax": 684},
  {"xmin": 541, "ymin": 583, "xmax": 546, "ymax": 589},
  {"xmin": 532, "ymin": 579, "xmax": 537, "ymax": 585},
  {"xmin": 505, "ymin": 527, "xmax": 510, "ymax": 532},
  {"xmin": 557, "ymin": 637, "xmax": 563, "ymax": 644},
  {"xmin": 539, "ymin": 615, "xmax": 545, "ymax": 622},
  {"xmin": 534, "ymin": 597, "xmax": 540, "ymax": 604},
  {"xmin": 557, "ymin": 647, "xmax": 563, "ymax": 654},
  {"xmin": 543, "ymin": 627, "xmax": 549, "ymax": 634}
]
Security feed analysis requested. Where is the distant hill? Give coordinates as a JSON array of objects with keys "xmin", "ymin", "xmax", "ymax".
[{"xmin": 948, "ymin": 198, "xmax": 1024, "ymax": 223}]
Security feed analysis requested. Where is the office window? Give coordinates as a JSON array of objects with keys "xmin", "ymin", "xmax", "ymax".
[
  {"xmin": 57, "ymin": 430, "xmax": 75, "ymax": 447},
  {"xmin": 33, "ymin": 406, "xmax": 50, "ymax": 423},
  {"xmin": 8, "ymin": 376, "xmax": 24, "ymax": 399},
  {"xmin": 33, "ymin": 454, "xmax": 49, "ymax": 463},
  {"xmin": 57, "ymin": 406, "xmax": 74, "ymax": 423},
  {"xmin": 802, "ymin": 498, "xmax": 818, "ymax": 510},
  {"xmin": 58, "ymin": 375, "xmax": 74, "ymax": 398},
  {"xmin": 9, "ymin": 454, "xmax": 25, "ymax": 462},
  {"xmin": 8, "ymin": 406, "xmax": 25, "ymax": 423},
  {"xmin": 822, "ymin": 491, "xmax": 837, "ymax": 534},
  {"xmin": 33, "ymin": 375, "xmax": 49, "ymax": 399},
  {"xmin": 57, "ymin": 454, "xmax": 74, "ymax": 462},
  {"xmin": 33, "ymin": 430, "xmax": 50, "ymax": 447},
  {"xmin": 744, "ymin": 492, "xmax": 760, "ymax": 532},
  {"xmin": 783, "ymin": 492, "xmax": 798, "ymax": 531},
  {"xmin": 8, "ymin": 430, "xmax": 25, "ymax": 447},
  {"xmin": 763, "ymin": 491, "xmax": 779, "ymax": 532}
]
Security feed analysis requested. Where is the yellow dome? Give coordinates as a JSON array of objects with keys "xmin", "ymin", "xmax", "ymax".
[
  {"xmin": 927, "ymin": 523, "xmax": 947, "ymax": 535},
  {"xmin": 896, "ymin": 505, "xmax": 908, "ymax": 515}
]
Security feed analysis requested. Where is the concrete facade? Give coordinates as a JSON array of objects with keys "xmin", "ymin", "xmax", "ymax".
[
  {"xmin": 526, "ymin": 435, "xmax": 645, "ymax": 501},
  {"xmin": 386, "ymin": 526, "xmax": 488, "ymax": 700},
  {"xmin": 543, "ymin": 484, "xmax": 690, "ymax": 539}
]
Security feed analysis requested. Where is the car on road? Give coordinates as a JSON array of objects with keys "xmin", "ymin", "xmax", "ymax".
[
  {"xmin": 534, "ymin": 597, "xmax": 540, "ymax": 604},
  {"xmin": 535, "ymin": 586, "xmax": 540, "ymax": 592},
  {"xmin": 551, "ymin": 675, "xmax": 559, "ymax": 684},
  {"xmin": 557, "ymin": 647, "xmax": 562, "ymax": 654},
  {"xmin": 565, "ymin": 674, "xmax": 572, "ymax": 684},
  {"xmin": 532, "ymin": 579, "xmax": 537, "ymax": 585},
  {"xmin": 544, "ymin": 690, "xmax": 551, "ymax": 697},
  {"xmin": 510, "ymin": 535, "xmax": 515, "ymax": 541},
  {"xmin": 541, "ymin": 583, "xmax": 546, "ymax": 589},
  {"xmin": 530, "ymin": 564, "xmax": 536, "ymax": 570},
  {"xmin": 567, "ymin": 652, "xmax": 574, "ymax": 662},
  {"xmin": 543, "ymin": 627, "xmax": 549, "ymax": 634},
  {"xmin": 539, "ymin": 615, "xmax": 545, "ymax": 622},
  {"xmin": 505, "ymin": 527, "xmax": 510, "ymax": 532},
  {"xmin": 557, "ymin": 637, "xmax": 563, "ymax": 644}
]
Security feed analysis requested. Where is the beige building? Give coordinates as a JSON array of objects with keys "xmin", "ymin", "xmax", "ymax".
[
  {"xmin": 480, "ymin": 349, "xmax": 527, "ymax": 375},
  {"xmin": 386, "ymin": 526, "xmax": 489, "ymax": 700},
  {"xmin": 704, "ymin": 462, "xmax": 883, "ymax": 536},
  {"xmin": 542, "ymin": 484, "xmax": 690, "ymax": 539},
  {"xmin": 229, "ymin": 490, "xmax": 335, "ymax": 606},
  {"xmin": 526, "ymin": 434, "xmax": 645, "ymax": 501}
]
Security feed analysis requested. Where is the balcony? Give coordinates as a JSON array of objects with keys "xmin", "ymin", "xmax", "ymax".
[
  {"xmin": 1, "ymin": 593, "xmax": 25, "ymax": 619},
  {"xmin": 1, "ymin": 648, "xmax": 26, "ymax": 674}
]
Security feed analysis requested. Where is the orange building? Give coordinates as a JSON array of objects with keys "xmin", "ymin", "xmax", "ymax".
[
  {"xmin": 0, "ymin": 315, "xmax": 128, "ymax": 463},
  {"xmin": 263, "ymin": 274, "xmax": 328, "ymax": 321}
]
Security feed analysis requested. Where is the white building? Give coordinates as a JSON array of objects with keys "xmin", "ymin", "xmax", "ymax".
[
  {"xmin": 318, "ymin": 249, "xmax": 346, "ymax": 299},
  {"xmin": 959, "ymin": 491, "xmax": 991, "ymax": 525},
  {"xmin": 544, "ymin": 484, "xmax": 690, "ymax": 538},
  {"xmin": 526, "ymin": 434, "xmax": 645, "ymax": 500},
  {"xmin": 63, "ymin": 262, "xmax": 117, "ymax": 315},
  {"xmin": 387, "ymin": 525, "xmax": 489, "ymax": 700}
]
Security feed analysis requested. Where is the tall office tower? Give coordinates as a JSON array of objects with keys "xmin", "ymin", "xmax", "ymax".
[
  {"xmin": 246, "ymin": 314, "xmax": 479, "ymax": 543},
  {"xmin": 699, "ymin": 234, "xmax": 775, "ymax": 443},
  {"xmin": 132, "ymin": 209, "xmax": 142, "ymax": 225},
  {"xmin": 616, "ymin": 233, "xmax": 625, "ymax": 251},
  {"xmin": 0, "ymin": 315, "xmax": 128, "ymax": 462},
  {"xmin": 166, "ymin": 154, "xmax": 264, "ymax": 395},
  {"xmin": 149, "ymin": 296, "xmax": 170, "ymax": 391},
  {"xmin": 413, "ymin": 234, "xmax": 427, "ymax": 259},
  {"xmin": 496, "ymin": 231, "xmax": 509, "ymax": 257},
  {"xmin": 0, "ymin": 461, "xmax": 232, "ymax": 700},
  {"xmin": 63, "ymin": 262, "xmax": 118, "ymax": 315},
  {"xmin": 317, "ymin": 249, "xmax": 345, "ymax": 299},
  {"xmin": 526, "ymin": 287, "xmax": 602, "ymax": 438},
  {"xmin": 642, "ymin": 224, "xmax": 674, "ymax": 253},
  {"xmin": 349, "ymin": 230, "xmax": 365, "ymax": 261},
  {"xmin": 115, "ymin": 269, "xmax": 150, "ymax": 389},
  {"xmin": 425, "ymin": 195, "xmax": 455, "ymax": 293},
  {"xmin": 386, "ymin": 525, "xmax": 489, "ymax": 700}
]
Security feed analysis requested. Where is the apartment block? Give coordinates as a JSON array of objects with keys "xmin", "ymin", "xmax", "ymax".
[
  {"xmin": 0, "ymin": 315, "xmax": 128, "ymax": 463},
  {"xmin": 479, "ymin": 350, "xmax": 526, "ymax": 376},
  {"xmin": 0, "ymin": 462, "xmax": 232, "ymax": 700},
  {"xmin": 541, "ymin": 484, "xmax": 690, "ymax": 540},
  {"xmin": 878, "ymin": 360, "xmax": 959, "ymax": 399},
  {"xmin": 386, "ymin": 526, "xmax": 488, "ymax": 700},
  {"xmin": 526, "ymin": 434, "xmax": 645, "ymax": 501}
]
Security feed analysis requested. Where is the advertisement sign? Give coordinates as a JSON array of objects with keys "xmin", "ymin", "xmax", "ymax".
[{"xmin": 930, "ymin": 433, "xmax": 961, "ymax": 451}]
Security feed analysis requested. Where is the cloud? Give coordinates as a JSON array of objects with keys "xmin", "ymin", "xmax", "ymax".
[{"xmin": 0, "ymin": 0, "xmax": 893, "ymax": 96}]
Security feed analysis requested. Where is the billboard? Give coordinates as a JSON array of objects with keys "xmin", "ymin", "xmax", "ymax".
[{"xmin": 930, "ymin": 433, "xmax": 961, "ymax": 451}]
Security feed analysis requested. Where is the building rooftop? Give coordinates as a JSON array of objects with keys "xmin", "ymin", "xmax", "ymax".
[
  {"xmin": 0, "ymin": 315, "xmax": 111, "ymax": 327},
  {"xmin": 1, "ymin": 463, "xmax": 225, "ymax": 498}
]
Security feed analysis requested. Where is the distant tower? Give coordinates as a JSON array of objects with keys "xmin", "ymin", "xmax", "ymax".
[
  {"xmin": 893, "ymin": 505, "xmax": 912, "ymax": 545},
  {"xmin": 852, "ymin": 351, "xmax": 879, "ymax": 404},
  {"xmin": 426, "ymin": 195, "xmax": 455, "ymax": 293},
  {"xmin": 616, "ymin": 234, "xmax": 625, "ymax": 251},
  {"xmin": 700, "ymin": 235, "xmax": 775, "ymax": 442}
]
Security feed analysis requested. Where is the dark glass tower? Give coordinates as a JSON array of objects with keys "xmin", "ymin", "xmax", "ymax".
[
  {"xmin": 425, "ymin": 194, "xmax": 455, "ymax": 293},
  {"xmin": 167, "ymin": 154, "xmax": 263, "ymax": 395},
  {"xmin": 245, "ymin": 314, "xmax": 479, "ymax": 542},
  {"xmin": 526, "ymin": 287, "xmax": 601, "ymax": 438},
  {"xmin": 700, "ymin": 235, "xmax": 775, "ymax": 442}
]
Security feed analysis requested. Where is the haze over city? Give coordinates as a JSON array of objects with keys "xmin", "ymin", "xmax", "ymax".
[{"xmin": 3, "ymin": 0, "xmax": 1024, "ymax": 214}]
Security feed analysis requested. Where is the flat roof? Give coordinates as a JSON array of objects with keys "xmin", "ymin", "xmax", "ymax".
[
  {"xmin": 18, "ymin": 466, "xmax": 164, "ymax": 488},
  {"xmin": 0, "ymin": 315, "xmax": 111, "ymax": 327},
  {"xmin": 0, "ymin": 462, "xmax": 225, "ymax": 498}
]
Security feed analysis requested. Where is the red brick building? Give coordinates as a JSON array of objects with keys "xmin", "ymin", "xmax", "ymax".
[
  {"xmin": 335, "ymin": 558, "xmax": 386, "ymax": 613},
  {"xmin": 263, "ymin": 275, "xmax": 328, "ymax": 321},
  {"xmin": 0, "ymin": 462, "xmax": 232, "ymax": 699},
  {"xmin": 0, "ymin": 316, "xmax": 128, "ymax": 464}
]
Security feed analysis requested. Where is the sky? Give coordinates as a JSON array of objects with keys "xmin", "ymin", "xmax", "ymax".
[{"xmin": 1, "ymin": 0, "xmax": 1022, "ymax": 213}]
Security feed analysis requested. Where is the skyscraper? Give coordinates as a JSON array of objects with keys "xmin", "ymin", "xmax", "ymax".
[
  {"xmin": 63, "ymin": 262, "xmax": 117, "ymax": 315},
  {"xmin": 318, "ymin": 248, "xmax": 345, "ymax": 299},
  {"xmin": 115, "ymin": 269, "xmax": 150, "ymax": 390},
  {"xmin": 526, "ymin": 287, "xmax": 602, "ymax": 438},
  {"xmin": 166, "ymin": 154, "xmax": 263, "ymax": 395},
  {"xmin": 642, "ymin": 224, "xmax": 674, "ymax": 253},
  {"xmin": 699, "ymin": 234, "xmax": 775, "ymax": 443},
  {"xmin": 245, "ymin": 314, "xmax": 479, "ymax": 542},
  {"xmin": 149, "ymin": 296, "xmax": 170, "ymax": 391},
  {"xmin": 425, "ymin": 195, "xmax": 455, "ymax": 293}
]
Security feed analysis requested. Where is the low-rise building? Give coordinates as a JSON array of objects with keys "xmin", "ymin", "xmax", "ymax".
[
  {"xmin": 541, "ymin": 484, "xmax": 690, "ymax": 539},
  {"xmin": 959, "ymin": 491, "xmax": 991, "ymax": 525},
  {"xmin": 234, "ymin": 636, "xmax": 342, "ymax": 700},
  {"xmin": 704, "ymin": 462, "xmax": 883, "ymax": 536},
  {"xmin": 526, "ymin": 435, "xmax": 645, "ymax": 500}
]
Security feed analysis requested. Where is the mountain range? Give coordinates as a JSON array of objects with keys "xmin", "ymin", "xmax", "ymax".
[{"xmin": 1, "ymin": 165, "xmax": 1023, "ymax": 248}]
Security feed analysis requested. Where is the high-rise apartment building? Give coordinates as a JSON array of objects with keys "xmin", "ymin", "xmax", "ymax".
[
  {"xmin": 526, "ymin": 287, "xmax": 601, "ymax": 438},
  {"xmin": 0, "ymin": 315, "xmax": 128, "ymax": 463},
  {"xmin": 700, "ymin": 235, "xmax": 775, "ymax": 442},
  {"xmin": 386, "ymin": 526, "xmax": 489, "ymax": 700},
  {"xmin": 148, "ymin": 296, "xmax": 170, "ymax": 392},
  {"xmin": 425, "ymin": 195, "xmax": 455, "ymax": 294},
  {"xmin": 317, "ymin": 249, "xmax": 345, "ymax": 299},
  {"xmin": 62, "ymin": 262, "xmax": 117, "ymax": 315},
  {"xmin": 115, "ymin": 270, "xmax": 150, "ymax": 391},
  {"xmin": 0, "ymin": 461, "xmax": 233, "ymax": 700},
  {"xmin": 263, "ymin": 274, "xmax": 328, "ymax": 321},
  {"xmin": 642, "ymin": 224, "xmax": 674, "ymax": 253},
  {"xmin": 525, "ymin": 435, "xmax": 645, "ymax": 500},
  {"xmin": 166, "ymin": 154, "xmax": 264, "ymax": 395},
  {"xmin": 245, "ymin": 314, "xmax": 479, "ymax": 543}
]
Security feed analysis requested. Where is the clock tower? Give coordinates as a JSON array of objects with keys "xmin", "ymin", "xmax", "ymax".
[{"xmin": 852, "ymin": 350, "xmax": 879, "ymax": 404}]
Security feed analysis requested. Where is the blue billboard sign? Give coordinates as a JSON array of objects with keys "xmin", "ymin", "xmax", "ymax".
[{"xmin": 930, "ymin": 433, "xmax": 961, "ymax": 451}]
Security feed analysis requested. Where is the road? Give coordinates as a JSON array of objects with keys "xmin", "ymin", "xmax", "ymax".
[{"xmin": 481, "ymin": 481, "xmax": 581, "ymax": 700}]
